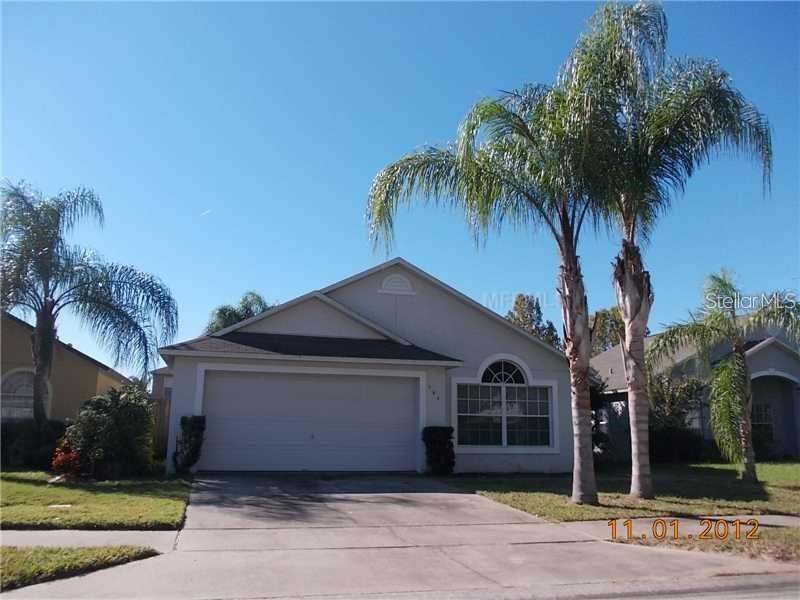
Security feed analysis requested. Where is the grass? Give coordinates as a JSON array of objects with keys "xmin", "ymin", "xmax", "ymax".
[
  {"xmin": 618, "ymin": 526, "xmax": 800, "ymax": 562},
  {"xmin": 0, "ymin": 471, "xmax": 190, "ymax": 530},
  {"xmin": 0, "ymin": 545, "xmax": 157, "ymax": 591},
  {"xmin": 447, "ymin": 462, "xmax": 800, "ymax": 522}
]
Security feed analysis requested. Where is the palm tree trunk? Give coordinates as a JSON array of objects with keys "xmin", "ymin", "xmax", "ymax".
[
  {"xmin": 559, "ymin": 244, "xmax": 598, "ymax": 505},
  {"xmin": 613, "ymin": 239, "xmax": 654, "ymax": 499},
  {"xmin": 739, "ymin": 352, "xmax": 758, "ymax": 483},
  {"xmin": 31, "ymin": 305, "xmax": 56, "ymax": 426}
]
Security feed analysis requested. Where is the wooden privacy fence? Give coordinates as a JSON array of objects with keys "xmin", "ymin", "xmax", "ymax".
[{"xmin": 152, "ymin": 396, "xmax": 171, "ymax": 459}]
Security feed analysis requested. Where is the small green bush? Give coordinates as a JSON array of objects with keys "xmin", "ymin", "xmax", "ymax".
[
  {"xmin": 422, "ymin": 426, "xmax": 455, "ymax": 475},
  {"xmin": 1, "ymin": 420, "xmax": 66, "ymax": 469},
  {"xmin": 173, "ymin": 416, "xmax": 206, "ymax": 474},
  {"xmin": 65, "ymin": 385, "xmax": 154, "ymax": 479}
]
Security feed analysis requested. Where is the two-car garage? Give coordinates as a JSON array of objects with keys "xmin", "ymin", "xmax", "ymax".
[{"xmin": 196, "ymin": 370, "xmax": 420, "ymax": 472}]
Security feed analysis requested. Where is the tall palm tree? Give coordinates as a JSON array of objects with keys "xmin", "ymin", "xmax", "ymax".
[
  {"xmin": 1, "ymin": 182, "xmax": 178, "ymax": 425},
  {"xmin": 648, "ymin": 271, "xmax": 798, "ymax": 482},
  {"xmin": 566, "ymin": 2, "xmax": 772, "ymax": 497},
  {"xmin": 204, "ymin": 291, "xmax": 272, "ymax": 334},
  {"xmin": 367, "ymin": 77, "xmax": 614, "ymax": 503}
]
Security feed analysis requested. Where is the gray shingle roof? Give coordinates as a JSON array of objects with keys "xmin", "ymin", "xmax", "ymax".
[
  {"xmin": 161, "ymin": 332, "xmax": 460, "ymax": 363},
  {"xmin": 590, "ymin": 334, "xmax": 698, "ymax": 392}
]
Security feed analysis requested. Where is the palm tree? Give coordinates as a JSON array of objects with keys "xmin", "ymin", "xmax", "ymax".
[
  {"xmin": 1, "ymin": 182, "xmax": 178, "ymax": 425},
  {"xmin": 566, "ymin": 2, "xmax": 772, "ymax": 498},
  {"xmin": 648, "ymin": 271, "xmax": 798, "ymax": 482},
  {"xmin": 204, "ymin": 291, "xmax": 272, "ymax": 334},
  {"xmin": 367, "ymin": 76, "xmax": 614, "ymax": 503}
]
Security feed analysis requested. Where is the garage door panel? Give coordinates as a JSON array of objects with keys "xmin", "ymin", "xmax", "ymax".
[
  {"xmin": 196, "ymin": 371, "xmax": 418, "ymax": 471},
  {"xmin": 204, "ymin": 416, "xmax": 415, "ymax": 445}
]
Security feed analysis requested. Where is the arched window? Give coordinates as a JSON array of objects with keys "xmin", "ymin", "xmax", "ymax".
[
  {"xmin": 481, "ymin": 360, "xmax": 525, "ymax": 384},
  {"xmin": 1, "ymin": 370, "xmax": 47, "ymax": 420},
  {"xmin": 456, "ymin": 359, "xmax": 552, "ymax": 448}
]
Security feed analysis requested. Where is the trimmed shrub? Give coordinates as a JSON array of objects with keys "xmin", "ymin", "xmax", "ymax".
[
  {"xmin": 65, "ymin": 385, "xmax": 155, "ymax": 479},
  {"xmin": 173, "ymin": 415, "xmax": 206, "ymax": 474},
  {"xmin": 422, "ymin": 426, "xmax": 455, "ymax": 475},
  {"xmin": 1, "ymin": 420, "xmax": 66, "ymax": 469}
]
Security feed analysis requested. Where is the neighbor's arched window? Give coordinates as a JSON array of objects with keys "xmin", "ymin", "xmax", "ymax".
[
  {"xmin": 456, "ymin": 359, "xmax": 552, "ymax": 448},
  {"xmin": 1, "ymin": 370, "xmax": 46, "ymax": 420}
]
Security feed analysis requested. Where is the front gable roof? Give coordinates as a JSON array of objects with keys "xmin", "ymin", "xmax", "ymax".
[
  {"xmin": 320, "ymin": 258, "xmax": 567, "ymax": 361},
  {"xmin": 211, "ymin": 291, "xmax": 411, "ymax": 345}
]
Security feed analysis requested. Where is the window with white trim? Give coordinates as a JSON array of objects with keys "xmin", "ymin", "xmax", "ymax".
[
  {"xmin": 457, "ymin": 360, "xmax": 552, "ymax": 447},
  {"xmin": 1, "ymin": 370, "xmax": 47, "ymax": 420}
]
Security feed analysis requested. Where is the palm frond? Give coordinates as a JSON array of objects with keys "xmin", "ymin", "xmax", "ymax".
[
  {"xmin": 52, "ymin": 186, "xmax": 104, "ymax": 233},
  {"xmin": 745, "ymin": 291, "xmax": 800, "ymax": 343},
  {"xmin": 647, "ymin": 318, "xmax": 717, "ymax": 366},
  {"xmin": 366, "ymin": 147, "xmax": 463, "ymax": 250},
  {"xmin": 64, "ymin": 258, "xmax": 178, "ymax": 376},
  {"xmin": 709, "ymin": 353, "xmax": 748, "ymax": 462},
  {"xmin": 646, "ymin": 58, "xmax": 772, "ymax": 195}
]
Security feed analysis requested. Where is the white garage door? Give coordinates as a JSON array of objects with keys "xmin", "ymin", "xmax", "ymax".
[{"xmin": 196, "ymin": 371, "xmax": 419, "ymax": 471}]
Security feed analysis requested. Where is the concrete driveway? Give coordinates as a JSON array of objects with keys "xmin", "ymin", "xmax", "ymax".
[{"xmin": 7, "ymin": 474, "xmax": 798, "ymax": 599}]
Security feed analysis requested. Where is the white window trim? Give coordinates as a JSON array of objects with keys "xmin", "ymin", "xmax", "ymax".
[
  {"xmin": 193, "ymin": 362, "xmax": 428, "ymax": 473},
  {"xmin": 751, "ymin": 370, "xmax": 800, "ymax": 385},
  {"xmin": 451, "ymin": 368, "xmax": 560, "ymax": 455},
  {"xmin": 0, "ymin": 367, "xmax": 53, "ymax": 419},
  {"xmin": 477, "ymin": 354, "xmax": 534, "ymax": 385}
]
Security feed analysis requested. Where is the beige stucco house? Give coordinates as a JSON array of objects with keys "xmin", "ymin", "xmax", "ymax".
[
  {"xmin": 159, "ymin": 258, "xmax": 571, "ymax": 473},
  {"xmin": 1, "ymin": 312, "xmax": 129, "ymax": 421}
]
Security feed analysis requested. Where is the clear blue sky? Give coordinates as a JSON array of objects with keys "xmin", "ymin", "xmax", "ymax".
[{"xmin": 3, "ymin": 2, "xmax": 798, "ymax": 376}]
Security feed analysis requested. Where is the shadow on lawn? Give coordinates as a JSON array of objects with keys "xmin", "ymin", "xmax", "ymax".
[{"xmin": 450, "ymin": 464, "xmax": 771, "ymax": 504}]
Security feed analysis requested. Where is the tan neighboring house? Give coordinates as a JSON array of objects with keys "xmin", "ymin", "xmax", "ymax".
[{"xmin": 1, "ymin": 312, "xmax": 129, "ymax": 421}]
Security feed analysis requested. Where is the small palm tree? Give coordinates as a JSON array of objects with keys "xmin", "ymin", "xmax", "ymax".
[
  {"xmin": 566, "ymin": 2, "xmax": 772, "ymax": 498},
  {"xmin": 368, "ymin": 74, "xmax": 613, "ymax": 503},
  {"xmin": 1, "ymin": 182, "xmax": 178, "ymax": 425},
  {"xmin": 204, "ymin": 291, "xmax": 272, "ymax": 334},
  {"xmin": 648, "ymin": 271, "xmax": 798, "ymax": 482}
]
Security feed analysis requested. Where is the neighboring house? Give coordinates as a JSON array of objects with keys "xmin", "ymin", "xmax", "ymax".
[
  {"xmin": 159, "ymin": 258, "xmax": 571, "ymax": 473},
  {"xmin": 591, "ymin": 330, "xmax": 800, "ymax": 459},
  {"xmin": 1, "ymin": 312, "xmax": 129, "ymax": 422}
]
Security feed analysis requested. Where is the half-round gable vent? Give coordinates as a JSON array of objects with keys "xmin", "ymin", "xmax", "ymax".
[{"xmin": 379, "ymin": 273, "xmax": 415, "ymax": 295}]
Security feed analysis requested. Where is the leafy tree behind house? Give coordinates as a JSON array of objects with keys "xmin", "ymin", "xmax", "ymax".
[
  {"xmin": 204, "ymin": 291, "xmax": 272, "ymax": 334},
  {"xmin": 0, "ymin": 182, "xmax": 178, "ymax": 426},
  {"xmin": 590, "ymin": 306, "xmax": 650, "ymax": 356},
  {"xmin": 506, "ymin": 294, "xmax": 562, "ymax": 349}
]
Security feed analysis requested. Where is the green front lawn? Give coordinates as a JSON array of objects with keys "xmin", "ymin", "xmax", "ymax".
[
  {"xmin": 1, "ymin": 545, "xmax": 157, "ymax": 591},
  {"xmin": 448, "ymin": 462, "xmax": 800, "ymax": 522},
  {"xmin": 0, "ymin": 471, "xmax": 190, "ymax": 530}
]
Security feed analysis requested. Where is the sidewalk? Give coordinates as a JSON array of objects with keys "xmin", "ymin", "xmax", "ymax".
[
  {"xmin": 2, "ymin": 514, "xmax": 796, "ymax": 553},
  {"xmin": 0, "ymin": 530, "xmax": 178, "ymax": 553}
]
